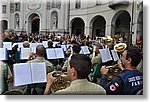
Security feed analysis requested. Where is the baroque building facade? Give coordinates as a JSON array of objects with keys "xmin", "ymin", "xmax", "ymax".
[{"xmin": 0, "ymin": 0, "xmax": 143, "ymax": 45}]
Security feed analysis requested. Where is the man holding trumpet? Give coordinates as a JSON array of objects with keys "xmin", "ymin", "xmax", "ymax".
[{"xmin": 99, "ymin": 46, "xmax": 143, "ymax": 95}]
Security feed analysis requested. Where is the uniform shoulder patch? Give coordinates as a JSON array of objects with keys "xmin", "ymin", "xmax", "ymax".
[{"xmin": 110, "ymin": 84, "xmax": 116, "ymax": 91}]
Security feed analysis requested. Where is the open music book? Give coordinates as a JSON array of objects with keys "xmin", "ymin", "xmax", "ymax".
[
  {"xmin": 3, "ymin": 42, "xmax": 12, "ymax": 50},
  {"xmin": 42, "ymin": 41, "xmax": 48, "ymax": 48},
  {"xmin": 46, "ymin": 48, "xmax": 65, "ymax": 59},
  {"xmin": 80, "ymin": 46, "xmax": 90, "ymax": 55},
  {"xmin": 99, "ymin": 48, "xmax": 113, "ymax": 63},
  {"xmin": 20, "ymin": 48, "xmax": 32, "ymax": 60},
  {"xmin": 111, "ymin": 50, "xmax": 119, "ymax": 61},
  {"xmin": 61, "ymin": 44, "xmax": 72, "ymax": 51},
  {"xmin": 0, "ymin": 48, "xmax": 8, "ymax": 60},
  {"xmin": 13, "ymin": 62, "xmax": 47, "ymax": 86},
  {"xmin": 30, "ymin": 43, "xmax": 43, "ymax": 48}
]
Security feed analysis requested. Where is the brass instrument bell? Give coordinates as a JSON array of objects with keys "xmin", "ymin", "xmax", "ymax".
[
  {"xmin": 114, "ymin": 43, "xmax": 127, "ymax": 52},
  {"xmin": 101, "ymin": 36, "xmax": 113, "ymax": 43}
]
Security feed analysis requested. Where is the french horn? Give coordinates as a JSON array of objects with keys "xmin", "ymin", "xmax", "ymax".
[
  {"xmin": 114, "ymin": 43, "xmax": 127, "ymax": 52},
  {"xmin": 51, "ymin": 72, "xmax": 70, "ymax": 92}
]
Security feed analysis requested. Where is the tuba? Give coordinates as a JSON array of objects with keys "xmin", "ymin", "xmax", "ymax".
[
  {"xmin": 114, "ymin": 43, "xmax": 127, "ymax": 52},
  {"xmin": 50, "ymin": 72, "xmax": 71, "ymax": 92}
]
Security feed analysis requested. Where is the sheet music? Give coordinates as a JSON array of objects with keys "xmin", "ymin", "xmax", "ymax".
[
  {"xmin": 30, "ymin": 62, "xmax": 47, "ymax": 83},
  {"xmin": 111, "ymin": 50, "xmax": 119, "ymax": 61},
  {"xmin": 80, "ymin": 46, "xmax": 90, "ymax": 54},
  {"xmin": 61, "ymin": 45, "xmax": 67, "ymax": 51},
  {"xmin": 53, "ymin": 42, "xmax": 59, "ymax": 47},
  {"xmin": 99, "ymin": 48, "xmax": 112, "ymax": 63},
  {"xmin": 12, "ymin": 42, "xmax": 23, "ymax": 51},
  {"xmin": 20, "ymin": 48, "xmax": 31, "ymax": 59},
  {"xmin": 30, "ymin": 43, "xmax": 37, "ymax": 48},
  {"xmin": 13, "ymin": 62, "xmax": 47, "ymax": 86},
  {"xmin": 79, "ymin": 49, "xmax": 84, "ymax": 54},
  {"xmin": 46, "ymin": 48, "xmax": 65, "ymax": 59},
  {"xmin": 42, "ymin": 41, "xmax": 48, "ymax": 48},
  {"xmin": 36, "ymin": 43, "xmax": 43, "ymax": 46},
  {"xmin": 67, "ymin": 44, "xmax": 72, "ymax": 49},
  {"xmin": 46, "ymin": 48, "xmax": 56, "ymax": 59},
  {"xmin": 55, "ymin": 48, "xmax": 65, "ymax": 59},
  {"xmin": 31, "ymin": 47, "xmax": 36, "ymax": 53},
  {"xmin": 13, "ymin": 63, "xmax": 32, "ymax": 86},
  {"xmin": 3, "ymin": 42, "xmax": 12, "ymax": 50},
  {"xmin": 0, "ymin": 48, "xmax": 7, "ymax": 60},
  {"xmin": 17, "ymin": 42, "xmax": 23, "ymax": 48},
  {"xmin": 12, "ymin": 43, "xmax": 18, "ymax": 48},
  {"xmin": 30, "ymin": 43, "xmax": 42, "ymax": 48}
]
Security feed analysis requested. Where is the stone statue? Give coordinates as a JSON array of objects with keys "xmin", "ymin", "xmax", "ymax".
[
  {"xmin": 52, "ymin": 15, "xmax": 58, "ymax": 29},
  {"xmin": 16, "ymin": 16, "xmax": 19, "ymax": 29}
]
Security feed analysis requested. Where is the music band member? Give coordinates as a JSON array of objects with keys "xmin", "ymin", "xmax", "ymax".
[
  {"xmin": 99, "ymin": 46, "xmax": 143, "ymax": 95},
  {"xmin": 44, "ymin": 54, "xmax": 106, "ymax": 95}
]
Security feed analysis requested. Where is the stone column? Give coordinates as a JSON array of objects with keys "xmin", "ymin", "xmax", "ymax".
[
  {"xmin": 27, "ymin": 20, "xmax": 32, "ymax": 34},
  {"xmin": 84, "ymin": 26, "xmax": 90, "ymax": 37},
  {"xmin": 132, "ymin": 22, "xmax": 138, "ymax": 44},
  {"xmin": 105, "ymin": 24, "xmax": 112, "ymax": 36},
  {"xmin": 69, "ymin": 26, "xmax": 72, "ymax": 35}
]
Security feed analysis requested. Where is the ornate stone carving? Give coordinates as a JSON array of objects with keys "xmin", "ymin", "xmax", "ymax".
[{"xmin": 28, "ymin": 0, "xmax": 41, "ymax": 11}]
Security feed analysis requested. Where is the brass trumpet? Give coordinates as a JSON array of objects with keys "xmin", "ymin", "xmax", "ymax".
[{"xmin": 51, "ymin": 72, "xmax": 70, "ymax": 92}]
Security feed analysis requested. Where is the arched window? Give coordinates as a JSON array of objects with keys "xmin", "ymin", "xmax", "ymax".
[
  {"xmin": 51, "ymin": 11, "xmax": 58, "ymax": 29},
  {"xmin": 90, "ymin": 15, "xmax": 106, "ymax": 38},
  {"xmin": 70, "ymin": 17, "xmax": 85, "ymax": 36},
  {"xmin": 0, "ymin": 20, "xmax": 8, "ymax": 33}
]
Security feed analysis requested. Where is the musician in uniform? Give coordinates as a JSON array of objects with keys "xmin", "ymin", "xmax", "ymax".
[
  {"xmin": 26, "ymin": 45, "xmax": 54, "ymax": 94},
  {"xmin": 28, "ymin": 45, "xmax": 54, "ymax": 74},
  {"xmin": 44, "ymin": 54, "xmax": 106, "ymax": 95},
  {"xmin": 0, "ymin": 61, "xmax": 13, "ymax": 94},
  {"xmin": 91, "ymin": 42, "xmax": 103, "ymax": 67},
  {"xmin": 99, "ymin": 46, "xmax": 143, "ymax": 95},
  {"xmin": 0, "ymin": 40, "xmax": 12, "ymax": 94},
  {"xmin": 62, "ymin": 44, "xmax": 81, "ymax": 72},
  {"xmin": 89, "ymin": 42, "xmax": 103, "ymax": 82}
]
